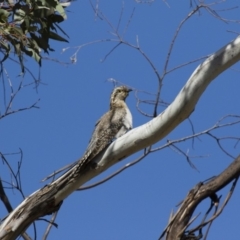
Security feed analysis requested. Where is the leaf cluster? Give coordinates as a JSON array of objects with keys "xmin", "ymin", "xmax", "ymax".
[{"xmin": 0, "ymin": 0, "xmax": 70, "ymax": 72}]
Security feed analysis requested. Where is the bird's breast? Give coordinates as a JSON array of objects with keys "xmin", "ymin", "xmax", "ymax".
[{"xmin": 124, "ymin": 106, "xmax": 133, "ymax": 130}]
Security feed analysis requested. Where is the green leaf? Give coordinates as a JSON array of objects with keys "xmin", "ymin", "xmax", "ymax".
[
  {"xmin": 14, "ymin": 8, "xmax": 26, "ymax": 24},
  {"xmin": 53, "ymin": 22, "xmax": 69, "ymax": 38},
  {"xmin": 28, "ymin": 26, "xmax": 38, "ymax": 32},
  {"xmin": 24, "ymin": 0, "xmax": 32, "ymax": 4},
  {"xmin": 0, "ymin": 41, "xmax": 11, "ymax": 63},
  {"xmin": 14, "ymin": 42, "xmax": 21, "ymax": 55},
  {"xmin": 49, "ymin": 31, "xmax": 68, "ymax": 42},
  {"xmin": 21, "ymin": 16, "xmax": 30, "ymax": 33},
  {"xmin": 13, "ymin": 43, "xmax": 24, "ymax": 73},
  {"xmin": 7, "ymin": 0, "xmax": 15, "ymax": 5},
  {"xmin": 0, "ymin": 9, "xmax": 10, "ymax": 23},
  {"xmin": 28, "ymin": 38, "xmax": 40, "ymax": 54},
  {"xmin": 23, "ymin": 47, "xmax": 42, "ymax": 66},
  {"xmin": 34, "ymin": 7, "xmax": 54, "ymax": 18},
  {"xmin": 30, "ymin": 33, "xmax": 49, "ymax": 53},
  {"xmin": 55, "ymin": 3, "xmax": 66, "ymax": 20},
  {"xmin": 51, "ymin": 14, "xmax": 64, "ymax": 23},
  {"xmin": 10, "ymin": 26, "xmax": 23, "ymax": 36},
  {"xmin": 46, "ymin": 0, "xmax": 58, "ymax": 8}
]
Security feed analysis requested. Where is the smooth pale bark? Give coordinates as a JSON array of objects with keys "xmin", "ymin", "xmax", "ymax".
[{"xmin": 1, "ymin": 36, "xmax": 240, "ymax": 239}]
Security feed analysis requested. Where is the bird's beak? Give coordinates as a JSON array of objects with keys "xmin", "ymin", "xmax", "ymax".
[{"xmin": 127, "ymin": 88, "xmax": 133, "ymax": 92}]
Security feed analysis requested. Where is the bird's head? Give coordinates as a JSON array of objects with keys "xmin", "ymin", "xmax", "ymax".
[{"xmin": 110, "ymin": 86, "xmax": 132, "ymax": 103}]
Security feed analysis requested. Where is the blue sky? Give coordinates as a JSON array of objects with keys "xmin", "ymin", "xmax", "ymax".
[{"xmin": 1, "ymin": 0, "xmax": 240, "ymax": 239}]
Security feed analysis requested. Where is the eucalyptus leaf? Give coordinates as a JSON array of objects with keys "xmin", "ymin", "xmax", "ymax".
[
  {"xmin": 53, "ymin": 22, "xmax": 69, "ymax": 38},
  {"xmin": 24, "ymin": 47, "xmax": 42, "ymax": 66},
  {"xmin": 0, "ymin": 41, "xmax": 10, "ymax": 63},
  {"xmin": 13, "ymin": 43, "xmax": 24, "ymax": 73},
  {"xmin": 51, "ymin": 14, "xmax": 64, "ymax": 23},
  {"xmin": 7, "ymin": 0, "xmax": 15, "ymax": 5},
  {"xmin": 55, "ymin": 3, "xmax": 67, "ymax": 20},
  {"xmin": 0, "ymin": 9, "xmax": 10, "ymax": 23},
  {"xmin": 14, "ymin": 9, "xmax": 26, "ymax": 24},
  {"xmin": 30, "ymin": 33, "xmax": 49, "ymax": 53},
  {"xmin": 49, "ymin": 31, "xmax": 68, "ymax": 42}
]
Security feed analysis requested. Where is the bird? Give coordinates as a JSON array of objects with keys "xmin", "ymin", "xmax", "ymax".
[
  {"xmin": 42, "ymin": 86, "xmax": 132, "ymax": 182},
  {"xmin": 77, "ymin": 85, "xmax": 133, "ymax": 172}
]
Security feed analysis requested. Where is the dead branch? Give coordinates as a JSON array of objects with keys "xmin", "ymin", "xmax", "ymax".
[
  {"xmin": 159, "ymin": 155, "xmax": 240, "ymax": 240},
  {"xmin": 0, "ymin": 152, "xmax": 33, "ymax": 240}
]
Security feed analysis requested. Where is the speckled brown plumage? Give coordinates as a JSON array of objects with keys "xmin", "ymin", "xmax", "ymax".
[{"xmin": 73, "ymin": 86, "xmax": 132, "ymax": 176}]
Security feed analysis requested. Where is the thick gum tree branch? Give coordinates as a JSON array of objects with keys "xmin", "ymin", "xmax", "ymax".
[{"xmin": 0, "ymin": 36, "xmax": 240, "ymax": 240}]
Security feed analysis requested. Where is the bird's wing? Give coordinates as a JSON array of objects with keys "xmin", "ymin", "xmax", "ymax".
[{"xmin": 79, "ymin": 109, "xmax": 124, "ymax": 170}]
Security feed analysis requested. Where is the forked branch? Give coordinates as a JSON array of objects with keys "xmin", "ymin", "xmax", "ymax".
[{"xmin": 160, "ymin": 155, "xmax": 240, "ymax": 240}]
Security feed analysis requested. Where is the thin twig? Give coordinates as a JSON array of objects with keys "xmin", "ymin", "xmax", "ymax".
[{"xmin": 42, "ymin": 212, "xmax": 59, "ymax": 240}]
